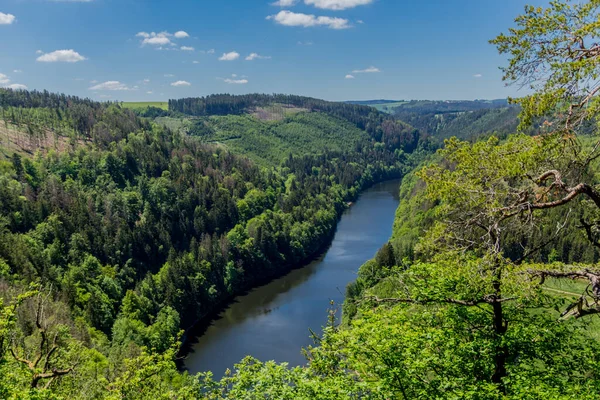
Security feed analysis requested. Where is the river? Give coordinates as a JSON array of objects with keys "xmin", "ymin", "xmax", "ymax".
[{"xmin": 184, "ymin": 179, "xmax": 401, "ymax": 376}]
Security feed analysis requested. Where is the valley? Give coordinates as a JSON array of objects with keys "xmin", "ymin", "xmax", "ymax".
[{"xmin": 3, "ymin": 1, "xmax": 600, "ymax": 397}]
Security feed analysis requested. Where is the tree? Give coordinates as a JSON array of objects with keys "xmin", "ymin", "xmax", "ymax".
[
  {"xmin": 335, "ymin": 1, "xmax": 600, "ymax": 396},
  {"xmin": 9, "ymin": 291, "xmax": 79, "ymax": 389},
  {"xmin": 488, "ymin": 0, "xmax": 600, "ymax": 315},
  {"xmin": 491, "ymin": 0, "xmax": 600, "ymax": 132},
  {"xmin": 11, "ymin": 153, "xmax": 24, "ymax": 181},
  {"xmin": 375, "ymin": 242, "xmax": 396, "ymax": 268}
]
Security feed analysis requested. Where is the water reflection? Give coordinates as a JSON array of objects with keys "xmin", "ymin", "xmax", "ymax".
[{"xmin": 185, "ymin": 180, "xmax": 401, "ymax": 377}]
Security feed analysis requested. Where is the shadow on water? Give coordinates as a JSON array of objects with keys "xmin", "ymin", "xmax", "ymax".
[
  {"xmin": 182, "ymin": 253, "xmax": 326, "ymax": 352},
  {"xmin": 183, "ymin": 179, "xmax": 401, "ymax": 377}
]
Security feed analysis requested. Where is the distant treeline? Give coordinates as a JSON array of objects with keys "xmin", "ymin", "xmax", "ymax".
[
  {"xmin": 0, "ymin": 88, "xmax": 146, "ymax": 142},
  {"xmin": 0, "ymin": 88, "xmax": 102, "ymax": 110},
  {"xmin": 345, "ymin": 99, "xmax": 403, "ymax": 105},
  {"xmin": 390, "ymin": 99, "xmax": 512, "ymax": 114}
]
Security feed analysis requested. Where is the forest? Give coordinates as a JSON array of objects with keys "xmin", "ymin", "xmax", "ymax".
[
  {"xmin": 0, "ymin": 87, "xmax": 422, "ymax": 398},
  {"xmin": 4, "ymin": 0, "xmax": 600, "ymax": 398}
]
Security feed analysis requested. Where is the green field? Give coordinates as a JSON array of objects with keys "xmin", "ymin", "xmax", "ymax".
[
  {"xmin": 368, "ymin": 101, "xmax": 408, "ymax": 113},
  {"xmin": 121, "ymin": 101, "xmax": 169, "ymax": 110}
]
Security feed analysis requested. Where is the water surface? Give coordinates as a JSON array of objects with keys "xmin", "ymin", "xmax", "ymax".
[{"xmin": 185, "ymin": 179, "xmax": 401, "ymax": 376}]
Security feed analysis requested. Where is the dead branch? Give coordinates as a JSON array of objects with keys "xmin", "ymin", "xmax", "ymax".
[
  {"xmin": 9, "ymin": 290, "xmax": 76, "ymax": 389},
  {"xmin": 366, "ymin": 295, "xmax": 517, "ymax": 307}
]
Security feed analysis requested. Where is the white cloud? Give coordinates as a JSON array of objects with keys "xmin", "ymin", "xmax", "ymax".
[
  {"xmin": 164, "ymin": 74, "xmax": 175, "ymax": 77},
  {"xmin": 219, "ymin": 51, "xmax": 240, "ymax": 61},
  {"xmin": 357, "ymin": 19, "xmax": 364, "ymax": 24},
  {"xmin": 13, "ymin": 69, "xmax": 22, "ymax": 73},
  {"xmin": 37, "ymin": 49, "xmax": 87, "ymax": 63},
  {"xmin": 180, "ymin": 46, "xmax": 194, "ymax": 51},
  {"xmin": 144, "ymin": 36, "xmax": 171, "ymax": 46},
  {"xmin": 224, "ymin": 78, "xmax": 248, "ymax": 84},
  {"xmin": 271, "ymin": 0, "xmax": 298, "ymax": 6},
  {"xmin": 36, "ymin": 50, "xmax": 43, "ymax": 54},
  {"xmin": 0, "ymin": 12, "xmax": 16, "ymax": 25},
  {"xmin": 0, "ymin": 72, "xmax": 27, "ymax": 90},
  {"xmin": 267, "ymin": 11, "xmax": 350, "ymax": 29},
  {"xmin": 473, "ymin": 73, "xmax": 483, "ymax": 78},
  {"xmin": 171, "ymin": 80, "xmax": 191, "ymax": 87},
  {"xmin": 137, "ymin": 31, "xmax": 174, "ymax": 47},
  {"xmin": 143, "ymin": 79, "xmax": 150, "ymax": 84},
  {"xmin": 136, "ymin": 31, "xmax": 189, "ymax": 47},
  {"xmin": 145, "ymin": 37, "xmax": 171, "ymax": 46},
  {"xmin": 89, "ymin": 81, "xmax": 132, "ymax": 91},
  {"xmin": 174, "ymin": 31, "xmax": 189, "ymax": 38},
  {"xmin": 147, "ymin": 91, "xmax": 153, "ymax": 94},
  {"xmin": 304, "ymin": 0, "xmax": 373, "ymax": 10},
  {"xmin": 7, "ymin": 84, "xmax": 27, "ymax": 90},
  {"xmin": 192, "ymin": 60, "xmax": 200, "ymax": 64},
  {"xmin": 207, "ymin": 49, "xmax": 215, "ymax": 54},
  {"xmin": 246, "ymin": 53, "xmax": 271, "ymax": 61},
  {"xmin": 345, "ymin": 74, "xmax": 355, "ymax": 79},
  {"xmin": 297, "ymin": 41, "xmax": 313, "ymax": 46},
  {"xmin": 352, "ymin": 66, "xmax": 380, "ymax": 73}
]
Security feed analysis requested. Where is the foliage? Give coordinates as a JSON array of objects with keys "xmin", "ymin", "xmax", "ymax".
[
  {"xmin": 169, "ymin": 93, "xmax": 421, "ymax": 151},
  {"xmin": 491, "ymin": 0, "xmax": 600, "ymax": 131},
  {"xmin": 8, "ymin": 2, "xmax": 600, "ymax": 397},
  {"xmin": 398, "ymin": 107, "xmax": 521, "ymax": 143},
  {"xmin": 0, "ymin": 86, "xmax": 422, "ymax": 397}
]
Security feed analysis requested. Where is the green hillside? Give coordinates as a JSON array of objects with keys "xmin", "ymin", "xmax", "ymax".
[
  {"xmin": 121, "ymin": 101, "xmax": 169, "ymax": 110},
  {"xmin": 158, "ymin": 93, "xmax": 420, "ymax": 165},
  {"xmin": 187, "ymin": 112, "xmax": 370, "ymax": 165}
]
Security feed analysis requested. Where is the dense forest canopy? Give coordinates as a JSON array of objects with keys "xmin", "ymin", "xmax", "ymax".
[
  {"xmin": 5, "ymin": 0, "xmax": 600, "ymax": 398},
  {"xmin": 0, "ymin": 87, "xmax": 425, "ymax": 398}
]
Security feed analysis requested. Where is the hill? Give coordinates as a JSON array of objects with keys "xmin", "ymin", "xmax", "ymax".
[
  {"xmin": 0, "ymin": 87, "xmax": 424, "ymax": 398},
  {"xmin": 161, "ymin": 93, "xmax": 420, "ymax": 165},
  {"xmin": 347, "ymin": 99, "xmax": 512, "ymax": 114},
  {"xmin": 381, "ymin": 99, "xmax": 520, "ymax": 142},
  {"xmin": 344, "ymin": 99, "xmax": 520, "ymax": 141},
  {"xmin": 187, "ymin": 112, "xmax": 371, "ymax": 165}
]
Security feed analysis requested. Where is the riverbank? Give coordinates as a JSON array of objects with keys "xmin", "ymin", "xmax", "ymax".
[
  {"xmin": 183, "ymin": 179, "xmax": 402, "ymax": 376},
  {"xmin": 177, "ymin": 173, "xmax": 404, "ymax": 352}
]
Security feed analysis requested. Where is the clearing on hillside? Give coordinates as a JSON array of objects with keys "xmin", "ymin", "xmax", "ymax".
[
  {"xmin": 0, "ymin": 122, "xmax": 89, "ymax": 160},
  {"xmin": 121, "ymin": 102, "xmax": 169, "ymax": 110}
]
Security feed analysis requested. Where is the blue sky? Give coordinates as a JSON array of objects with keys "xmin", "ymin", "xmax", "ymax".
[{"xmin": 0, "ymin": 0, "xmax": 549, "ymax": 102}]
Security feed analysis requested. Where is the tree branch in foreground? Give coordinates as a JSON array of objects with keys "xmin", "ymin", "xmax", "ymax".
[
  {"xmin": 366, "ymin": 295, "xmax": 517, "ymax": 307},
  {"xmin": 528, "ymin": 268, "xmax": 600, "ymax": 318}
]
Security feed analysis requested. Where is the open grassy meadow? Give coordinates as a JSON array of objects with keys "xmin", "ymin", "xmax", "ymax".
[{"xmin": 121, "ymin": 101, "xmax": 169, "ymax": 110}]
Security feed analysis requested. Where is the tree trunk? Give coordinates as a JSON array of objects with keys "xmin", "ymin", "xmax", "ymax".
[{"xmin": 491, "ymin": 276, "xmax": 507, "ymax": 393}]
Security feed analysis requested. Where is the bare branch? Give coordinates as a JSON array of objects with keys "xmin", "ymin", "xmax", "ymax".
[
  {"xmin": 366, "ymin": 295, "xmax": 517, "ymax": 307},
  {"xmin": 528, "ymin": 268, "xmax": 600, "ymax": 298}
]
